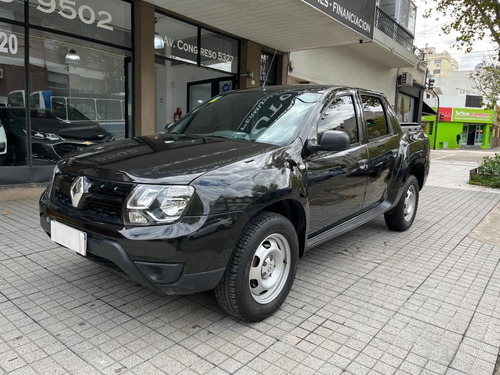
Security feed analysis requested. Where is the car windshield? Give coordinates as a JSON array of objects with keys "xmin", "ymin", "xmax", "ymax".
[{"xmin": 167, "ymin": 90, "xmax": 320, "ymax": 146}]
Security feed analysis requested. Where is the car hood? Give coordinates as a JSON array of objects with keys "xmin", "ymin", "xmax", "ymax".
[
  {"xmin": 59, "ymin": 133, "xmax": 279, "ymax": 184},
  {"xmin": 32, "ymin": 118, "xmax": 110, "ymax": 141}
]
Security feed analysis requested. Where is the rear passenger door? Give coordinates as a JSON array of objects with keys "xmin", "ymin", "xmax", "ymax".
[
  {"xmin": 360, "ymin": 93, "xmax": 399, "ymax": 210},
  {"xmin": 306, "ymin": 92, "xmax": 368, "ymax": 236}
]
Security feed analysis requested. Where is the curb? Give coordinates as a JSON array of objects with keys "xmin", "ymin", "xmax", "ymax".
[{"xmin": 0, "ymin": 184, "xmax": 46, "ymax": 202}]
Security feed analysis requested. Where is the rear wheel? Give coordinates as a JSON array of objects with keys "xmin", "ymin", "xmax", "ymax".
[
  {"xmin": 384, "ymin": 175, "xmax": 419, "ymax": 231},
  {"xmin": 215, "ymin": 211, "xmax": 299, "ymax": 322}
]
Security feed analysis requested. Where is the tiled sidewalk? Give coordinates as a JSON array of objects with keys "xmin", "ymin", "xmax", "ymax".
[{"xmin": 1, "ymin": 183, "xmax": 500, "ymax": 374}]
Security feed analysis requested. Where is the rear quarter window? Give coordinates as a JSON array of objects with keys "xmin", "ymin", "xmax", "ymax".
[{"xmin": 361, "ymin": 95, "xmax": 390, "ymax": 140}]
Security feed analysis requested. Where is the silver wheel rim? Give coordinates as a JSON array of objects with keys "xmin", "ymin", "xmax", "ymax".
[
  {"xmin": 249, "ymin": 233, "xmax": 291, "ymax": 305},
  {"xmin": 404, "ymin": 185, "xmax": 417, "ymax": 222}
]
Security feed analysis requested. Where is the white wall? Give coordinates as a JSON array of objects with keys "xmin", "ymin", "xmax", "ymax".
[
  {"xmin": 289, "ymin": 46, "xmax": 398, "ymax": 105},
  {"xmin": 435, "ymin": 71, "xmax": 480, "ymax": 96},
  {"xmin": 425, "ymin": 96, "xmax": 466, "ymax": 108}
]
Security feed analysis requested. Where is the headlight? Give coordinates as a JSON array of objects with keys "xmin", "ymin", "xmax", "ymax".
[
  {"xmin": 125, "ymin": 185, "xmax": 195, "ymax": 225},
  {"xmin": 32, "ymin": 131, "xmax": 64, "ymax": 141}
]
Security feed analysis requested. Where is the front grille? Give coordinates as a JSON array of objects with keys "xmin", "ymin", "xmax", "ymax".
[
  {"xmin": 53, "ymin": 141, "xmax": 106, "ymax": 158},
  {"xmin": 52, "ymin": 171, "xmax": 134, "ymax": 224}
]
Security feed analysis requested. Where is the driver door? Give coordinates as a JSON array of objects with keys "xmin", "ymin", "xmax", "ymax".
[{"xmin": 306, "ymin": 93, "xmax": 368, "ymax": 236}]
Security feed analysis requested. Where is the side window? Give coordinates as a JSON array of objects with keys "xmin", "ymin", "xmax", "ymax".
[
  {"xmin": 318, "ymin": 95, "xmax": 358, "ymax": 144},
  {"xmin": 361, "ymin": 95, "xmax": 389, "ymax": 140}
]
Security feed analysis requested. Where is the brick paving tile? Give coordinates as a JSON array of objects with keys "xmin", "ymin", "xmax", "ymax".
[{"xmin": 2, "ymin": 158, "xmax": 500, "ymax": 374}]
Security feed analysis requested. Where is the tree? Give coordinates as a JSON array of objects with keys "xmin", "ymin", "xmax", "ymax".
[
  {"xmin": 470, "ymin": 61, "xmax": 500, "ymax": 109},
  {"xmin": 424, "ymin": 0, "xmax": 500, "ymax": 59}
]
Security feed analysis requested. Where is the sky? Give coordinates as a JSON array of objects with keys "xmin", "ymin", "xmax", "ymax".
[{"xmin": 413, "ymin": 0, "xmax": 498, "ymax": 70}]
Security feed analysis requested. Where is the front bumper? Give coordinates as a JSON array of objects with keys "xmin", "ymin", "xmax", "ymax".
[
  {"xmin": 40, "ymin": 182, "xmax": 244, "ymax": 294},
  {"xmin": 40, "ymin": 212, "xmax": 226, "ymax": 294}
]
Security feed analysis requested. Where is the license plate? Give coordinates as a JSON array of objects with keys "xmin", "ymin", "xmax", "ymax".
[{"xmin": 51, "ymin": 220, "xmax": 87, "ymax": 256}]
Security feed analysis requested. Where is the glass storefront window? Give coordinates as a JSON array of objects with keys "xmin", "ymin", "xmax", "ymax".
[
  {"xmin": 0, "ymin": 22, "xmax": 26, "ymax": 166},
  {"xmin": 154, "ymin": 13, "xmax": 239, "ymax": 74},
  {"xmin": 28, "ymin": 0, "xmax": 132, "ymax": 48},
  {"xmin": 200, "ymin": 29, "xmax": 238, "ymax": 74},
  {"xmin": 25, "ymin": 28, "xmax": 130, "ymax": 164},
  {"xmin": 0, "ymin": 0, "xmax": 24, "ymax": 22},
  {"xmin": 0, "ymin": 0, "xmax": 131, "ymax": 182},
  {"xmin": 155, "ymin": 15, "xmax": 198, "ymax": 65}
]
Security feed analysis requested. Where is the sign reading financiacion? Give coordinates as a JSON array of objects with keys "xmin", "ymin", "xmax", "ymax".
[{"xmin": 301, "ymin": 0, "xmax": 376, "ymax": 39}]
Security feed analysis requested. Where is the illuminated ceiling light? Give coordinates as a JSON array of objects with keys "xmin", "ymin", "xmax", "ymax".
[
  {"xmin": 154, "ymin": 33, "xmax": 164, "ymax": 50},
  {"xmin": 65, "ymin": 49, "xmax": 80, "ymax": 64}
]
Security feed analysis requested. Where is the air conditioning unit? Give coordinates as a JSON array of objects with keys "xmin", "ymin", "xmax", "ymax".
[{"xmin": 399, "ymin": 71, "xmax": 413, "ymax": 86}]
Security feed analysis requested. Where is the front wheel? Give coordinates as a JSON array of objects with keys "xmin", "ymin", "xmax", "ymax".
[
  {"xmin": 384, "ymin": 175, "xmax": 419, "ymax": 231},
  {"xmin": 215, "ymin": 211, "xmax": 299, "ymax": 322}
]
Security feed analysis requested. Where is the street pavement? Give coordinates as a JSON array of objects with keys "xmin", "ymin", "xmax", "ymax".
[{"xmin": 1, "ymin": 149, "xmax": 500, "ymax": 375}]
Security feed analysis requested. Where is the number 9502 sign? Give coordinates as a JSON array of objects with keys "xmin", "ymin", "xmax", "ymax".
[{"xmin": 10, "ymin": 0, "xmax": 115, "ymax": 31}]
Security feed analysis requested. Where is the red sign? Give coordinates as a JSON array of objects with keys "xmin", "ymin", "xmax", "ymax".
[{"xmin": 438, "ymin": 107, "xmax": 453, "ymax": 122}]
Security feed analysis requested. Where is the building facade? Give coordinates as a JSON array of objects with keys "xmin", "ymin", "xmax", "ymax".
[
  {"xmin": 0, "ymin": 0, "xmax": 422, "ymax": 184},
  {"xmin": 423, "ymin": 102, "xmax": 495, "ymax": 149},
  {"xmin": 422, "ymin": 47, "xmax": 459, "ymax": 78}
]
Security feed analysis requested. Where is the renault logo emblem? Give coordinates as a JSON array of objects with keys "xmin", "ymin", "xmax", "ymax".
[{"xmin": 70, "ymin": 176, "xmax": 89, "ymax": 208}]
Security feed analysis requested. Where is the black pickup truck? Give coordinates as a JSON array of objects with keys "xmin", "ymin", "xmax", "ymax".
[{"xmin": 40, "ymin": 86, "xmax": 430, "ymax": 321}]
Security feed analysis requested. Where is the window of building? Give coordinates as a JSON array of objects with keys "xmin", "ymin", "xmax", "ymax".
[
  {"xmin": 200, "ymin": 29, "xmax": 238, "ymax": 74},
  {"xmin": 318, "ymin": 96, "xmax": 358, "ymax": 144},
  {"xmin": 0, "ymin": 22, "xmax": 25, "ymax": 166},
  {"xmin": 465, "ymin": 95, "xmax": 482, "ymax": 108},
  {"xmin": 361, "ymin": 95, "xmax": 389, "ymax": 140},
  {"xmin": 153, "ymin": 13, "xmax": 240, "ymax": 131},
  {"xmin": 260, "ymin": 52, "xmax": 277, "ymax": 86},
  {"xmin": 433, "ymin": 69, "xmax": 441, "ymax": 74},
  {"xmin": 154, "ymin": 14, "xmax": 239, "ymax": 75},
  {"xmin": 28, "ymin": 0, "xmax": 131, "ymax": 48},
  {"xmin": 378, "ymin": 0, "xmax": 416, "ymax": 34},
  {"xmin": 0, "ymin": 0, "xmax": 132, "ymax": 173}
]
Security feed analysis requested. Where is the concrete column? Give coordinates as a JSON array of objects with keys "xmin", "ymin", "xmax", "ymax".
[
  {"xmin": 239, "ymin": 40, "xmax": 261, "ymax": 89},
  {"xmin": 134, "ymin": 0, "xmax": 155, "ymax": 136}
]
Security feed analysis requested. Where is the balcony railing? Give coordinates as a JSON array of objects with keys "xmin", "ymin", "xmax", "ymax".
[{"xmin": 375, "ymin": 7, "xmax": 415, "ymax": 53}]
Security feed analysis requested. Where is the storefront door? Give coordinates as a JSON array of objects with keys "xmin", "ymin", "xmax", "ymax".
[
  {"xmin": 463, "ymin": 124, "xmax": 483, "ymax": 146},
  {"xmin": 187, "ymin": 77, "xmax": 237, "ymax": 112}
]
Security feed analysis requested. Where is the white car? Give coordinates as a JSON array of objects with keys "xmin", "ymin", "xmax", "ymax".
[{"xmin": 0, "ymin": 120, "xmax": 6, "ymax": 165}]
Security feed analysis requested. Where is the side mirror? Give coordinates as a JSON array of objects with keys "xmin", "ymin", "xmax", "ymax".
[
  {"xmin": 318, "ymin": 130, "xmax": 350, "ymax": 152},
  {"xmin": 304, "ymin": 130, "xmax": 350, "ymax": 156}
]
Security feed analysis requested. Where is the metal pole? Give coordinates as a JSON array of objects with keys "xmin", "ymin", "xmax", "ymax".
[{"xmin": 432, "ymin": 88, "xmax": 440, "ymax": 150}]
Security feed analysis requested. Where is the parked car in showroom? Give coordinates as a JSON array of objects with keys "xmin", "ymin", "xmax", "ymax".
[
  {"xmin": 40, "ymin": 85, "xmax": 430, "ymax": 321},
  {"xmin": 0, "ymin": 107, "xmax": 114, "ymax": 165}
]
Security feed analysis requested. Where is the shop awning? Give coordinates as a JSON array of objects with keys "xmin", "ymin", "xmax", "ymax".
[
  {"xmin": 147, "ymin": 0, "xmax": 374, "ymax": 52},
  {"xmin": 422, "ymin": 102, "xmax": 437, "ymax": 115}
]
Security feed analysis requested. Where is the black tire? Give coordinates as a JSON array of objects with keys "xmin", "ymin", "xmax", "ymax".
[
  {"xmin": 215, "ymin": 211, "xmax": 299, "ymax": 322},
  {"xmin": 384, "ymin": 175, "xmax": 419, "ymax": 231}
]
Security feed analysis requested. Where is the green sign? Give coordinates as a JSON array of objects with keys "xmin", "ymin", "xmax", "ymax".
[{"xmin": 452, "ymin": 108, "xmax": 494, "ymax": 123}]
